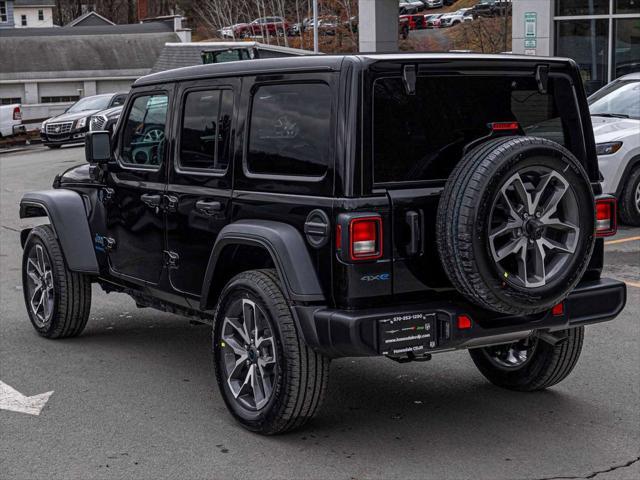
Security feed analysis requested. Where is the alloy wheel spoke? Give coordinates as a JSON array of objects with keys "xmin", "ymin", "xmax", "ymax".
[
  {"xmin": 529, "ymin": 239, "xmax": 547, "ymax": 286},
  {"xmin": 539, "ymin": 181, "xmax": 569, "ymax": 219},
  {"xmin": 538, "ymin": 236, "xmax": 575, "ymax": 255},
  {"xmin": 222, "ymin": 334, "xmax": 246, "ymax": 356},
  {"xmin": 223, "ymin": 316, "xmax": 250, "ymax": 346},
  {"xmin": 509, "ymin": 173, "xmax": 534, "ymax": 214},
  {"xmin": 242, "ymin": 299, "xmax": 257, "ymax": 344},
  {"xmin": 495, "ymin": 236, "xmax": 526, "ymax": 262},
  {"xmin": 36, "ymin": 245, "xmax": 46, "ymax": 276},
  {"xmin": 27, "ymin": 258, "xmax": 42, "ymax": 279}
]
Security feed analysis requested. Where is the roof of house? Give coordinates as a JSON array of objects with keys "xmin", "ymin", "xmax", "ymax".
[
  {"xmin": 0, "ymin": 21, "xmax": 174, "ymax": 37},
  {"xmin": 0, "ymin": 32, "xmax": 179, "ymax": 81},
  {"xmin": 66, "ymin": 11, "xmax": 115, "ymax": 27},
  {"xmin": 150, "ymin": 41, "xmax": 309, "ymax": 73},
  {"xmin": 14, "ymin": 0, "xmax": 56, "ymax": 6}
]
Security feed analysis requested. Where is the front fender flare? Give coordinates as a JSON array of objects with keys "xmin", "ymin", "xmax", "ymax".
[
  {"xmin": 20, "ymin": 189, "xmax": 99, "ymax": 274},
  {"xmin": 200, "ymin": 220, "xmax": 325, "ymax": 311}
]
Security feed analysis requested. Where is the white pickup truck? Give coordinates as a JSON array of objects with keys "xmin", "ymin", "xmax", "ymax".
[{"xmin": 0, "ymin": 104, "xmax": 25, "ymax": 138}]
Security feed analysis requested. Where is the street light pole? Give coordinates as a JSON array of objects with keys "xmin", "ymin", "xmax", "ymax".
[{"xmin": 313, "ymin": 0, "xmax": 318, "ymax": 54}]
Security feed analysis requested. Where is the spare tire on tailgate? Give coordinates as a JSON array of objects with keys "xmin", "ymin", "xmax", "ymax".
[{"xmin": 436, "ymin": 136, "xmax": 595, "ymax": 315}]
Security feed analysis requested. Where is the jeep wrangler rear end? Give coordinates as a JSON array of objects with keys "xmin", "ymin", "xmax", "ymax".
[{"xmin": 20, "ymin": 54, "xmax": 626, "ymax": 435}]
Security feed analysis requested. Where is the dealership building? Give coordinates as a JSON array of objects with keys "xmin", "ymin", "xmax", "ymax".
[{"xmin": 512, "ymin": 0, "xmax": 640, "ymax": 94}]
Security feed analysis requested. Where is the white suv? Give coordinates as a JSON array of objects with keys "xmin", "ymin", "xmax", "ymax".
[{"xmin": 589, "ymin": 72, "xmax": 640, "ymax": 226}]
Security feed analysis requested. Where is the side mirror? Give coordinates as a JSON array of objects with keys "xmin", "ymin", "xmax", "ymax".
[{"xmin": 85, "ymin": 131, "xmax": 111, "ymax": 164}]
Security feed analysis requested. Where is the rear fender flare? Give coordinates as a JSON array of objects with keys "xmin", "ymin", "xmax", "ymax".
[{"xmin": 200, "ymin": 220, "xmax": 325, "ymax": 311}]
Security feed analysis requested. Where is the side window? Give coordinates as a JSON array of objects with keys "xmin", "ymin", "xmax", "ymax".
[
  {"xmin": 179, "ymin": 89, "xmax": 233, "ymax": 171},
  {"xmin": 112, "ymin": 95, "xmax": 126, "ymax": 107},
  {"xmin": 247, "ymin": 83, "xmax": 331, "ymax": 177},
  {"xmin": 120, "ymin": 94, "xmax": 168, "ymax": 167}
]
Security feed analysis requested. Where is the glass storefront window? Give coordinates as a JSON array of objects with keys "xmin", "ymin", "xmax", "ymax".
[
  {"xmin": 614, "ymin": 0, "xmax": 640, "ymax": 14},
  {"xmin": 614, "ymin": 18, "xmax": 640, "ymax": 78},
  {"xmin": 556, "ymin": 0, "xmax": 609, "ymax": 16},
  {"xmin": 556, "ymin": 20, "xmax": 609, "ymax": 95}
]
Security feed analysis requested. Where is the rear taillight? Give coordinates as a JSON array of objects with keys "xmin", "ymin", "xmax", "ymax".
[
  {"xmin": 13, "ymin": 106, "xmax": 21, "ymax": 121},
  {"xmin": 595, "ymin": 197, "xmax": 617, "ymax": 237},
  {"xmin": 350, "ymin": 217, "xmax": 382, "ymax": 261}
]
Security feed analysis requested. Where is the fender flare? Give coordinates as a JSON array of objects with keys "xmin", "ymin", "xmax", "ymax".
[
  {"xmin": 19, "ymin": 189, "xmax": 99, "ymax": 274},
  {"xmin": 200, "ymin": 220, "xmax": 326, "ymax": 311}
]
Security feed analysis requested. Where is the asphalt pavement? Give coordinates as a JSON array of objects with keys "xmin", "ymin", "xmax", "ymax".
[{"xmin": 1, "ymin": 145, "xmax": 638, "ymax": 480}]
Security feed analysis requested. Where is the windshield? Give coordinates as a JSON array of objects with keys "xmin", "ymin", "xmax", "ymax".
[
  {"xmin": 589, "ymin": 80, "xmax": 640, "ymax": 120},
  {"xmin": 67, "ymin": 95, "xmax": 112, "ymax": 113}
]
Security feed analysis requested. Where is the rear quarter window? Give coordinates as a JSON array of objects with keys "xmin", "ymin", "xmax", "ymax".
[
  {"xmin": 372, "ymin": 75, "xmax": 572, "ymax": 185},
  {"xmin": 246, "ymin": 83, "xmax": 332, "ymax": 178}
]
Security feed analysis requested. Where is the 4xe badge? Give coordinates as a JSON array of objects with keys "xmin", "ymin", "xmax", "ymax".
[{"xmin": 361, "ymin": 273, "xmax": 390, "ymax": 282}]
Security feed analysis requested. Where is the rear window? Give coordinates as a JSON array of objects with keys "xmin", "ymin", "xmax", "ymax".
[
  {"xmin": 247, "ymin": 83, "xmax": 332, "ymax": 178},
  {"xmin": 372, "ymin": 75, "xmax": 570, "ymax": 184}
]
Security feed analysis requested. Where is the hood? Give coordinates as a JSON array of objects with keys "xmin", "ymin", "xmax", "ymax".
[
  {"xmin": 591, "ymin": 115, "xmax": 640, "ymax": 143},
  {"xmin": 45, "ymin": 109, "xmax": 102, "ymax": 124},
  {"xmin": 96, "ymin": 105, "xmax": 123, "ymax": 118}
]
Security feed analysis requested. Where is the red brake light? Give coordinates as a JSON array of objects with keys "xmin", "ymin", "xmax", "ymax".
[
  {"xmin": 457, "ymin": 315, "xmax": 472, "ymax": 330},
  {"xmin": 595, "ymin": 197, "xmax": 617, "ymax": 237},
  {"xmin": 489, "ymin": 121, "xmax": 520, "ymax": 131},
  {"xmin": 349, "ymin": 217, "xmax": 382, "ymax": 261},
  {"xmin": 13, "ymin": 106, "xmax": 21, "ymax": 121},
  {"xmin": 551, "ymin": 302, "xmax": 564, "ymax": 316}
]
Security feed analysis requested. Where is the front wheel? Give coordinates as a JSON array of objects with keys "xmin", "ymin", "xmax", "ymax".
[
  {"xmin": 469, "ymin": 327, "xmax": 584, "ymax": 391},
  {"xmin": 22, "ymin": 225, "xmax": 92, "ymax": 338},
  {"xmin": 213, "ymin": 269, "xmax": 330, "ymax": 434}
]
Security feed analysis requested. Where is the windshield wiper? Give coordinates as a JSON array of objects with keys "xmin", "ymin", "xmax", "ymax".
[{"xmin": 591, "ymin": 113, "xmax": 630, "ymax": 118}]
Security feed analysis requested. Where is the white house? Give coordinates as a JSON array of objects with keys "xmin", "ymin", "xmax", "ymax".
[{"xmin": 0, "ymin": 0, "xmax": 55, "ymax": 28}]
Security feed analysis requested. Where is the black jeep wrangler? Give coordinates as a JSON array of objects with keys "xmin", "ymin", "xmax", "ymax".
[{"xmin": 20, "ymin": 54, "xmax": 627, "ymax": 435}]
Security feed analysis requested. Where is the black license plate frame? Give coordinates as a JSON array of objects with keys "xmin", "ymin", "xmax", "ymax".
[{"xmin": 378, "ymin": 312, "xmax": 437, "ymax": 356}]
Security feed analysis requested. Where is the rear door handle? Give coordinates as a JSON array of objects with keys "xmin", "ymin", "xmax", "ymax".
[
  {"xmin": 405, "ymin": 210, "xmax": 423, "ymax": 256},
  {"xmin": 195, "ymin": 199, "xmax": 222, "ymax": 215},
  {"xmin": 140, "ymin": 193, "xmax": 162, "ymax": 208}
]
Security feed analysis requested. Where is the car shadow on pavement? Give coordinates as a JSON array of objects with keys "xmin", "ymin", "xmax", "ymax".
[{"xmin": 65, "ymin": 313, "xmax": 613, "ymax": 451}]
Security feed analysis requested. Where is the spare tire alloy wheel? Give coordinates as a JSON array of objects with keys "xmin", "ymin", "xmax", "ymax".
[
  {"xmin": 220, "ymin": 298, "xmax": 277, "ymax": 410},
  {"xmin": 437, "ymin": 137, "xmax": 595, "ymax": 314},
  {"xmin": 489, "ymin": 167, "xmax": 580, "ymax": 288}
]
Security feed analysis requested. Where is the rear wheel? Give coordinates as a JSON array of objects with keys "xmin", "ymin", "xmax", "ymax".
[
  {"xmin": 619, "ymin": 167, "xmax": 640, "ymax": 226},
  {"xmin": 22, "ymin": 225, "xmax": 92, "ymax": 338},
  {"xmin": 469, "ymin": 327, "xmax": 584, "ymax": 391},
  {"xmin": 213, "ymin": 269, "xmax": 330, "ymax": 434}
]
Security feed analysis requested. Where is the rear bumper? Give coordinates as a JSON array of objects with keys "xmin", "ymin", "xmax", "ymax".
[{"xmin": 296, "ymin": 278, "xmax": 626, "ymax": 358}]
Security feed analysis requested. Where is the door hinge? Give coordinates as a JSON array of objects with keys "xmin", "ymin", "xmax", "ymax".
[{"xmin": 163, "ymin": 250, "xmax": 179, "ymax": 269}]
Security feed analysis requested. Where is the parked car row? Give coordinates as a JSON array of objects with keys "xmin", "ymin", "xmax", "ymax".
[{"xmin": 399, "ymin": 0, "xmax": 458, "ymax": 14}]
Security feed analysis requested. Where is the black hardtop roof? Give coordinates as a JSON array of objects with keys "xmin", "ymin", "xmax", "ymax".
[{"xmin": 133, "ymin": 53, "xmax": 575, "ymax": 87}]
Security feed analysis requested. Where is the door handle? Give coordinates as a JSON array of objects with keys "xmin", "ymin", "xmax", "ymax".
[
  {"xmin": 140, "ymin": 193, "xmax": 162, "ymax": 208},
  {"xmin": 195, "ymin": 199, "xmax": 222, "ymax": 215}
]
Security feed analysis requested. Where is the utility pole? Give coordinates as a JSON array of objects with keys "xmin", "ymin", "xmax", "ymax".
[{"xmin": 313, "ymin": 0, "xmax": 318, "ymax": 53}]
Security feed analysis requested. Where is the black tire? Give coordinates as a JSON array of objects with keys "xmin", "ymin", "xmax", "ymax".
[
  {"xmin": 436, "ymin": 136, "xmax": 595, "ymax": 315},
  {"xmin": 469, "ymin": 327, "xmax": 584, "ymax": 391},
  {"xmin": 212, "ymin": 269, "xmax": 330, "ymax": 435},
  {"xmin": 47, "ymin": 145, "xmax": 62, "ymax": 149},
  {"xmin": 22, "ymin": 225, "xmax": 92, "ymax": 338},
  {"xmin": 619, "ymin": 167, "xmax": 640, "ymax": 226}
]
